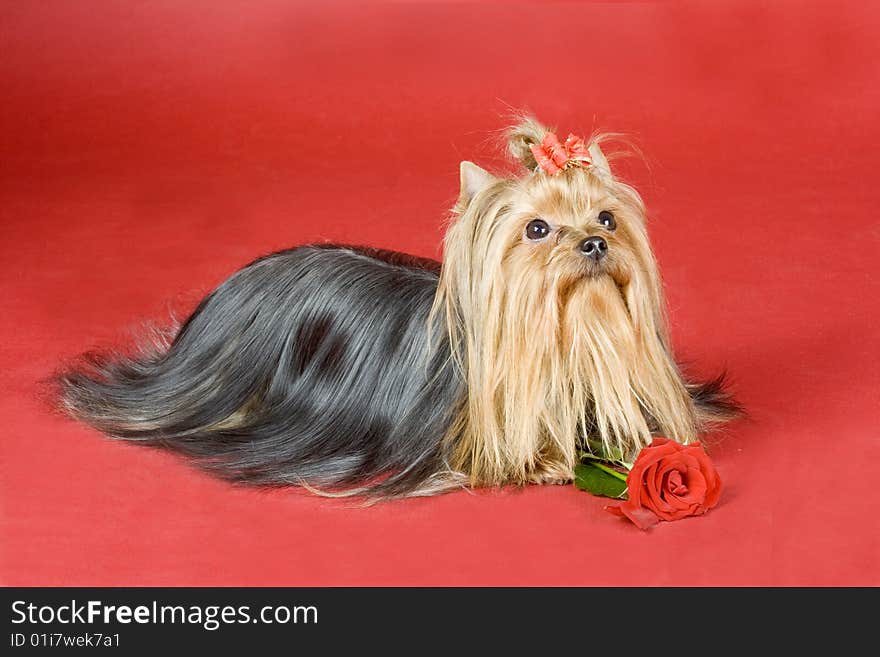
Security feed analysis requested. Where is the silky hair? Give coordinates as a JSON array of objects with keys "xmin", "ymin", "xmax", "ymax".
[
  {"xmin": 55, "ymin": 115, "xmax": 737, "ymax": 498},
  {"xmin": 434, "ymin": 118, "xmax": 709, "ymax": 486}
]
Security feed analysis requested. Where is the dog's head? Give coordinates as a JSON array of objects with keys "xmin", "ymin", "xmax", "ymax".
[
  {"xmin": 435, "ymin": 116, "xmax": 697, "ymax": 484},
  {"xmin": 446, "ymin": 117, "xmax": 664, "ymax": 339}
]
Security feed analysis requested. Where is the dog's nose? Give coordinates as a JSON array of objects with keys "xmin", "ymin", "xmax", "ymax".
[{"xmin": 579, "ymin": 236, "xmax": 608, "ymax": 261}]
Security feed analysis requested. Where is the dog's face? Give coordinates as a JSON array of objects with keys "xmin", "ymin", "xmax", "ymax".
[
  {"xmin": 501, "ymin": 166, "xmax": 655, "ymax": 306},
  {"xmin": 451, "ymin": 154, "xmax": 664, "ymax": 340}
]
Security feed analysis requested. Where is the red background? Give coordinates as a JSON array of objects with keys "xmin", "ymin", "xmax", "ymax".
[{"xmin": 1, "ymin": 1, "xmax": 878, "ymax": 586}]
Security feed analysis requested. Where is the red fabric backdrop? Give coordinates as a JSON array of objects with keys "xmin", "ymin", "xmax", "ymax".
[{"xmin": 1, "ymin": 1, "xmax": 877, "ymax": 586}]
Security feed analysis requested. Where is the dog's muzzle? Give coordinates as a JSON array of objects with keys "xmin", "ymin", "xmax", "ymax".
[{"xmin": 579, "ymin": 236, "xmax": 608, "ymax": 262}]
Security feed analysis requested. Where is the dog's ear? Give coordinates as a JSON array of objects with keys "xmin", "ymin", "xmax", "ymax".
[
  {"xmin": 589, "ymin": 142, "xmax": 613, "ymax": 179},
  {"xmin": 459, "ymin": 161, "xmax": 497, "ymax": 204}
]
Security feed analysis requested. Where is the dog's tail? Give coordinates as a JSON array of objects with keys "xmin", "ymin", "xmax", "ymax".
[
  {"xmin": 688, "ymin": 371, "xmax": 743, "ymax": 429},
  {"xmin": 54, "ymin": 245, "xmax": 464, "ymax": 498}
]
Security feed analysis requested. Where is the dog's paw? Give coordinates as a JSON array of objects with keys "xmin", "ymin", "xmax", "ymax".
[{"xmin": 528, "ymin": 466, "xmax": 574, "ymax": 486}]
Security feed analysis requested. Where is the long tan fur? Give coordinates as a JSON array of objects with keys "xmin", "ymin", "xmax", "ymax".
[{"xmin": 432, "ymin": 117, "xmax": 701, "ymax": 487}]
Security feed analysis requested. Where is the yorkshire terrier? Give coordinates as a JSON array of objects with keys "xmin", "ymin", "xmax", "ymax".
[{"xmin": 57, "ymin": 116, "xmax": 737, "ymax": 498}]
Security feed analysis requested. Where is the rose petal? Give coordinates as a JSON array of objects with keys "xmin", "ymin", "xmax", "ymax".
[
  {"xmin": 683, "ymin": 444, "xmax": 722, "ymax": 509},
  {"xmin": 651, "ymin": 462, "xmax": 667, "ymax": 497},
  {"xmin": 665, "ymin": 468, "xmax": 705, "ymax": 506},
  {"xmin": 665, "ymin": 504, "xmax": 698, "ymax": 519},
  {"xmin": 704, "ymin": 470, "xmax": 723, "ymax": 509},
  {"xmin": 643, "ymin": 464, "xmax": 676, "ymax": 517},
  {"xmin": 638, "ymin": 461, "xmax": 669, "ymax": 518},
  {"xmin": 648, "ymin": 440, "xmax": 684, "ymax": 459},
  {"xmin": 667, "ymin": 470, "xmax": 687, "ymax": 495},
  {"xmin": 639, "ymin": 439, "xmax": 682, "ymax": 467},
  {"xmin": 682, "ymin": 466, "xmax": 707, "ymax": 502},
  {"xmin": 684, "ymin": 446, "xmax": 714, "ymax": 475},
  {"xmin": 683, "ymin": 441, "xmax": 707, "ymax": 458},
  {"xmin": 651, "ymin": 458, "xmax": 691, "ymax": 518},
  {"xmin": 654, "ymin": 460, "xmax": 686, "ymax": 512},
  {"xmin": 663, "ymin": 476, "xmax": 693, "ymax": 510},
  {"xmin": 678, "ymin": 452, "xmax": 703, "ymax": 472},
  {"xmin": 605, "ymin": 503, "xmax": 659, "ymax": 530}
]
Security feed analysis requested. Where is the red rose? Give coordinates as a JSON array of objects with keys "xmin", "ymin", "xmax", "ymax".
[{"xmin": 606, "ymin": 438, "xmax": 722, "ymax": 530}]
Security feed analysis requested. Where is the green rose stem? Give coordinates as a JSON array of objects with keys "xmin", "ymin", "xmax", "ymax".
[{"xmin": 589, "ymin": 461, "xmax": 629, "ymax": 483}]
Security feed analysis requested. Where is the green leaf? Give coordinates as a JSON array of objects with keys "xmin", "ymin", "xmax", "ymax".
[
  {"xmin": 582, "ymin": 440, "xmax": 628, "ymax": 467},
  {"xmin": 574, "ymin": 462, "xmax": 628, "ymax": 499}
]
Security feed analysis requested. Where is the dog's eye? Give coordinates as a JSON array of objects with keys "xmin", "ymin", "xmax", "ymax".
[
  {"xmin": 598, "ymin": 211, "xmax": 616, "ymax": 231},
  {"xmin": 525, "ymin": 219, "xmax": 551, "ymax": 240}
]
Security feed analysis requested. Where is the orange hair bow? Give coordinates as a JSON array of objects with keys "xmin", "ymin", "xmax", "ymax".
[{"xmin": 529, "ymin": 132, "xmax": 592, "ymax": 175}]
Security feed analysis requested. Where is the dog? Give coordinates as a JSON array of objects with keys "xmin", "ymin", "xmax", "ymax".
[{"xmin": 57, "ymin": 116, "xmax": 738, "ymax": 498}]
